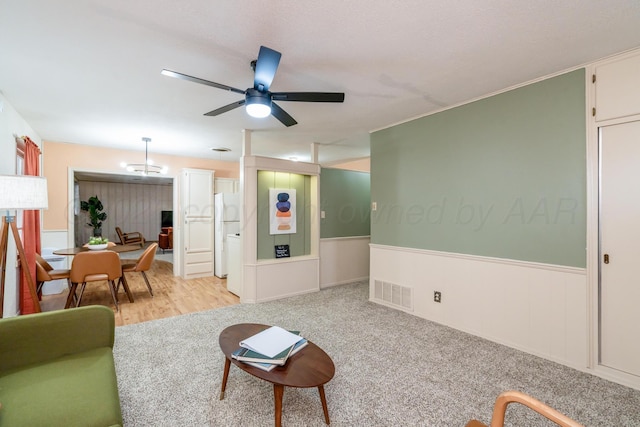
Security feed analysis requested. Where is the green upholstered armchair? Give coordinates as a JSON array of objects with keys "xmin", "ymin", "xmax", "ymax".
[{"xmin": 0, "ymin": 305, "xmax": 123, "ymax": 426}]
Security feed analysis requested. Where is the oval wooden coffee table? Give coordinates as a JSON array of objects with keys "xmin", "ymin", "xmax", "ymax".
[{"xmin": 219, "ymin": 323, "xmax": 335, "ymax": 426}]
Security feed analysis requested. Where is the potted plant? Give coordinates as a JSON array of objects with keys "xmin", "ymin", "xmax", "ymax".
[{"xmin": 80, "ymin": 195, "xmax": 107, "ymax": 237}]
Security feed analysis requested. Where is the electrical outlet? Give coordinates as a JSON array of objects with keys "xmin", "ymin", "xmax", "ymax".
[{"xmin": 434, "ymin": 291, "xmax": 442, "ymax": 303}]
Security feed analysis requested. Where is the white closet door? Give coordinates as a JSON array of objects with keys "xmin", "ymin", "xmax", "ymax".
[
  {"xmin": 599, "ymin": 120, "xmax": 640, "ymax": 377},
  {"xmin": 595, "ymin": 54, "xmax": 640, "ymax": 122}
]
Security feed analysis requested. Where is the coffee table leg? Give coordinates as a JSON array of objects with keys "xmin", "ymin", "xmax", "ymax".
[
  {"xmin": 318, "ymin": 385, "xmax": 330, "ymax": 424},
  {"xmin": 274, "ymin": 384, "xmax": 284, "ymax": 427},
  {"xmin": 220, "ymin": 358, "xmax": 231, "ymax": 400}
]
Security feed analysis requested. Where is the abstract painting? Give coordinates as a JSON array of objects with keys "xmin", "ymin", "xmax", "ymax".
[{"xmin": 269, "ymin": 188, "xmax": 296, "ymax": 235}]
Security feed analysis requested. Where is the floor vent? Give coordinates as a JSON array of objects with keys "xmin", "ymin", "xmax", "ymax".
[{"xmin": 373, "ymin": 279, "xmax": 413, "ymax": 311}]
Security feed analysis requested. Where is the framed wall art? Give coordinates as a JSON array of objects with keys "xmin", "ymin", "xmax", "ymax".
[{"xmin": 269, "ymin": 188, "xmax": 296, "ymax": 235}]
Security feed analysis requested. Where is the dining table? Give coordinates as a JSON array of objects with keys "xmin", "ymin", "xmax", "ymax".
[{"xmin": 53, "ymin": 244, "xmax": 142, "ymax": 256}]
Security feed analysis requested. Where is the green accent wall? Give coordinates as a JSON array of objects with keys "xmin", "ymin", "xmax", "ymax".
[
  {"xmin": 370, "ymin": 69, "xmax": 586, "ymax": 267},
  {"xmin": 257, "ymin": 171, "xmax": 312, "ymax": 260},
  {"xmin": 320, "ymin": 168, "xmax": 371, "ymax": 238}
]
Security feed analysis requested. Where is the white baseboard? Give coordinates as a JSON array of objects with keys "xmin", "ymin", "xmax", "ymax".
[{"xmin": 321, "ymin": 275, "xmax": 369, "ymax": 289}]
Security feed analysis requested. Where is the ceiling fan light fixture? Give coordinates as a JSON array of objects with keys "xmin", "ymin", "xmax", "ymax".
[
  {"xmin": 246, "ymin": 102, "xmax": 271, "ymax": 118},
  {"xmin": 245, "ymin": 88, "xmax": 272, "ymax": 118}
]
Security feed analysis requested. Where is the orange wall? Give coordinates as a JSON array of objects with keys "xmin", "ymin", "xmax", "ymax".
[
  {"xmin": 42, "ymin": 140, "xmax": 239, "ymax": 230},
  {"xmin": 329, "ymin": 157, "xmax": 370, "ymax": 172}
]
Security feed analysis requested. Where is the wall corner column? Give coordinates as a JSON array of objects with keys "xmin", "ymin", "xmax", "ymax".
[
  {"xmin": 311, "ymin": 142, "xmax": 319, "ymax": 164},
  {"xmin": 242, "ymin": 129, "xmax": 252, "ymax": 157}
]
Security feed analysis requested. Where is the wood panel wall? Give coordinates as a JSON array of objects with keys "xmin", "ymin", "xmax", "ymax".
[{"xmin": 76, "ymin": 180, "xmax": 173, "ymax": 246}]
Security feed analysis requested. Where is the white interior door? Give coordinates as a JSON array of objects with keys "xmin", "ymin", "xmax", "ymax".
[
  {"xmin": 183, "ymin": 217, "xmax": 214, "ymax": 277},
  {"xmin": 180, "ymin": 168, "xmax": 214, "ymax": 279},
  {"xmin": 185, "ymin": 218, "xmax": 214, "ymax": 253},
  {"xmin": 184, "ymin": 169, "xmax": 213, "ymax": 218},
  {"xmin": 600, "ymin": 120, "xmax": 640, "ymax": 377}
]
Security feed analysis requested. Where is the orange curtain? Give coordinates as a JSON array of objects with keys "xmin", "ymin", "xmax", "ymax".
[{"xmin": 20, "ymin": 136, "xmax": 42, "ymax": 314}]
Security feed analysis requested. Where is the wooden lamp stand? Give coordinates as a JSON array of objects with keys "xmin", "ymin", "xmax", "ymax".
[
  {"xmin": 0, "ymin": 175, "xmax": 48, "ymax": 317},
  {"xmin": 0, "ymin": 215, "xmax": 42, "ymax": 317}
]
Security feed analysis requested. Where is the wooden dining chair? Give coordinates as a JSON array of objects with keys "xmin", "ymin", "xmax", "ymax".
[
  {"xmin": 118, "ymin": 243, "xmax": 158, "ymax": 297},
  {"xmin": 68, "ymin": 251, "xmax": 134, "ymax": 311},
  {"xmin": 465, "ymin": 390, "xmax": 584, "ymax": 427},
  {"xmin": 35, "ymin": 253, "xmax": 71, "ymax": 297}
]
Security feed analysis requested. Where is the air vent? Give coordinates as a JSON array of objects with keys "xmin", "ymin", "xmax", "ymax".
[{"xmin": 373, "ymin": 279, "xmax": 413, "ymax": 311}]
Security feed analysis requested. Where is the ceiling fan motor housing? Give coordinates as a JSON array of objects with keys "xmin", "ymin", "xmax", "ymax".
[{"xmin": 246, "ymin": 88, "xmax": 271, "ymax": 104}]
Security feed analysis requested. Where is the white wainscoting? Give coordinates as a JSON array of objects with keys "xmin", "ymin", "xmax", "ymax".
[
  {"xmin": 244, "ymin": 256, "xmax": 320, "ymax": 303},
  {"xmin": 369, "ymin": 244, "xmax": 588, "ymax": 370},
  {"xmin": 320, "ymin": 236, "xmax": 370, "ymax": 288},
  {"xmin": 42, "ymin": 230, "xmax": 71, "ymax": 268}
]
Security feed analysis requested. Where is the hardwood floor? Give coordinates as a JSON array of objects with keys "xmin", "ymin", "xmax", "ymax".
[{"xmin": 41, "ymin": 260, "xmax": 240, "ymax": 327}]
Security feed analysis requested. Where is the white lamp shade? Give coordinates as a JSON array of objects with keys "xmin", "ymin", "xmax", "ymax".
[{"xmin": 0, "ymin": 175, "xmax": 49, "ymax": 210}]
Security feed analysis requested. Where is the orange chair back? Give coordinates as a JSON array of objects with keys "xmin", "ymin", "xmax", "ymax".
[
  {"xmin": 134, "ymin": 243, "xmax": 158, "ymax": 272},
  {"xmin": 35, "ymin": 258, "xmax": 52, "ymax": 282},
  {"xmin": 70, "ymin": 251, "xmax": 122, "ymax": 283},
  {"xmin": 35, "ymin": 253, "xmax": 53, "ymax": 272}
]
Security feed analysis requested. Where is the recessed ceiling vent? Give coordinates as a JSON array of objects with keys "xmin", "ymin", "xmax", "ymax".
[{"xmin": 373, "ymin": 280, "xmax": 413, "ymax": 312}]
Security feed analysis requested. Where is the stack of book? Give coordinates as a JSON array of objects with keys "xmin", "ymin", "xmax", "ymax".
[{"xmin": 231, "ymin": 326, "xmax": 308, "ymax": 372}]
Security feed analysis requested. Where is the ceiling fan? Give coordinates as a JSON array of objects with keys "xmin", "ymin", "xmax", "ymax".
[{"xmin": 161, "ymin": 46, "xmax": 345, "ymax": 127}]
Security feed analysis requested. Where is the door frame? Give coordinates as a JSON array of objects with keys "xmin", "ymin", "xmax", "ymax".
[
  {"xmin": 586, "ymin": 51, "xmax": 640, "ymax": 390},
  {"xmin": 66, "ymin": 167, "xmax": 177, "ymax": 273}
]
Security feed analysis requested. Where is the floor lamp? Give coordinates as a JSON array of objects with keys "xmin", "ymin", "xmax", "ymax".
[{"xmin": 0, "ymin": 175, "xmax": 48, "ymax": 317}]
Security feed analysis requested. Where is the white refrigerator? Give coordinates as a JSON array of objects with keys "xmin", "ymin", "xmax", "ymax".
[{"xmin": 214, "ymin": 192, "xmax": 240, "ymax": 278}]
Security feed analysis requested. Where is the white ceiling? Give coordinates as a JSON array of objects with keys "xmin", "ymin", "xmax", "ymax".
[{"xmin": 2, "ymin": 1, "xmax": 640, "ymax": 165}]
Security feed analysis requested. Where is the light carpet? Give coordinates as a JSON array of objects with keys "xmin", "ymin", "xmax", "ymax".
[{"xmin": 113, "ymin": 281, "xmax": 640, "ymax": 426}]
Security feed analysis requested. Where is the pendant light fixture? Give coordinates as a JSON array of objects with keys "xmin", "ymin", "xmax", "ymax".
[{"xmin": 120, "ymin": 137, "xmax": 168, "ymax": 175}]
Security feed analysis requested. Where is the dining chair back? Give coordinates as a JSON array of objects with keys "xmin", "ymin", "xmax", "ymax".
[
  {"xmin": 118, "ymin": 243, "xmax": 158, "ymax": 297},
  {"xmin": 35, "ymin": 253, "xmax": 71, "ymax": 296},
  {"xmin": 68, "ymin": 251, "xmax": 134, "ymax": 311}
]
